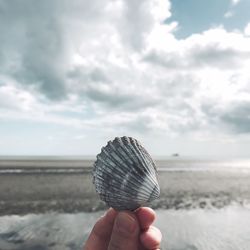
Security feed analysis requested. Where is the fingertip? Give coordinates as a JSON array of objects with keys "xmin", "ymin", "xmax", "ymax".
[
  {"xmin": 136, "ymin": 207, "xmax": 156, "ymax": 230},
  {"xmin": 140, "ymin": 226, "xmax": 162, "ymax": 249},
  {"xmin": 115, "ymin": 211, "xmax": 139, "ymax": 234},
  {"xmin": 104, "ymin": 208, "xmax": 118, "ymax": 222}
]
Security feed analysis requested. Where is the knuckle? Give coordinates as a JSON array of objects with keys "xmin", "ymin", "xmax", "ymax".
[
  {"xmin": 113, "ymin": 226, "xmax": 132, "ymax": 239},
  {"xmin": 108, "ymin": 229, "xmax": 131, "ymax": 250}
]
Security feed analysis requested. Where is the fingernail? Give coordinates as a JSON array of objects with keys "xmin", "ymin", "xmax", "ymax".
[{"xmin": 116, "ymin": 213, "xmax": 136, "ymax": 233}]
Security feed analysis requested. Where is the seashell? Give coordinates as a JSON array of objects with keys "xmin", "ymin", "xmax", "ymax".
[{"xmin": 93, "ymin": 136, "xmax": 160, "ymax": 211}]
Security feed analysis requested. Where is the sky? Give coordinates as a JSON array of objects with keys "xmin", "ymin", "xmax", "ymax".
[{"xmin": 0, "ymin": 0, "xmax": 250, "ymax": 157}]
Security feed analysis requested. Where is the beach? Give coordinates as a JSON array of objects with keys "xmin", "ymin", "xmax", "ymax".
[
  {"xmin": 1, "ymin": 158, "xmax": 250, "ymax": 214},
  {"xmin": 1, "ymin": 157, "xmax": 250, "ymax": 249}
]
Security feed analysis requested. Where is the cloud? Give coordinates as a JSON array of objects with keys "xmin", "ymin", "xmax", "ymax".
[
  {"xmin": 220, "ymin": 101, "xmax": 250, "ymax": 133},
  {"xmin": 67, "ymin": 65, "xmax": 160, "ymax": 112},
  {"xmin": 0, "ymin": 0, "xmax": 71, "ymax": 100},
  {"xmin": 0, "ymin": 0, "xmax": 132, "ymax": 100},
  {"xmin": 0, "ymin": 0, "xmax": 172, "ymax": 100},
  {"xmin": 143, "ymin": 46, "xmax": 250, "ymax": 70},
  {"xmin": 190, "ymin": 43, "xmax": 250, "ymax": 68},
  {"xmin": 202, "ymin": 100, "xmax": 250, "ymax": 134},
  {"xmin": 1, "ymin": 0, "xmax": 250, "ymax": 156},
  {"xmin": 144, "ymin": 28, "xmax": 250, "ymax": 70},
  {"xmin": 231, "ymin": 0, "xmax": 240, "ymax": 6},
  {"xmin": 116, "ymin": 0, "xmax": 171, "ymax": 50},
  {"xmin": 0, "ymin": 85, "xmax": 35, "ymax": 111},
  {"xmin": 245, "ymin": 23, "xmax": 250, "ymax": 36},
  {"xmin": 224, "ymin": 11, "xmax": 234, "ymax": 18}
]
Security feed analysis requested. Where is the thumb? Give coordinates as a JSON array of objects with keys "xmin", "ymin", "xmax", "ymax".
[{"xmin": 108, "ymin": 212, "xmax": 140, "ymax": 250}]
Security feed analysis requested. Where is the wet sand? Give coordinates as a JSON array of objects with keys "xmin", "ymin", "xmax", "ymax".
[
  {"xmin": 1, "ymin": 206, "xmax": 250, "ymax": 250},
  {"xmin": 1, "ymin": 168, "xmax": 250, "ymax": 215}
]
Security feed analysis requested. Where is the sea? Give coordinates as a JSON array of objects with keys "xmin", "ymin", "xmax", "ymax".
[{"xmin": 1, "ymin": 155, "xmax": 250, "ymax": 172}]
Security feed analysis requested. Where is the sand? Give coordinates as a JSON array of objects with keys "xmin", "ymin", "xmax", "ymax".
[{"xmin": 1, "ymin": 169, "xmax": 250, "ymax": 215}]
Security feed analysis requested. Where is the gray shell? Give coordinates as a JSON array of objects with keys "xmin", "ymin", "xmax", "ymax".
[{"xmin": 93, "ymin": 136, "xmax": 160, "ymax": 211}]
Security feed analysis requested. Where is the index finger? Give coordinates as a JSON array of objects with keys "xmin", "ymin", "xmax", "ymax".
[{"xmin": 84, "ymin": 208, "xmax": 118, "ymax": 250}]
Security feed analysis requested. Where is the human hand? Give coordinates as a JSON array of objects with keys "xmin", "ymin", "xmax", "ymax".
[{"xmin": 83, "ymin": 207, "xmax": 162, "ymax": 250}]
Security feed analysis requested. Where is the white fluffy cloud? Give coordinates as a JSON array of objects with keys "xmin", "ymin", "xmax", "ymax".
[
  {"xmin": 1, "ymin": 0, "xmax": 250, "ymax": 155},
  {"xmin": 245, "ymin": 23, "xmax": 250, "ymax": 36},
  {"xmin": 231, "ymin": 0, "xmax": 241, "ymax": 6}
]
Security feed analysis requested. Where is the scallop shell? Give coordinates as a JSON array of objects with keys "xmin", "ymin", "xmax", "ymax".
[{"xmin": 93, "ymin": 136, "xmax": 160, "ymax": 211}]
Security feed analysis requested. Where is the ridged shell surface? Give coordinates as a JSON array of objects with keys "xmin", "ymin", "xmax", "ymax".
[{"xmin": 93, "ymin": 136, "xmax": 160, "ymax": 211}]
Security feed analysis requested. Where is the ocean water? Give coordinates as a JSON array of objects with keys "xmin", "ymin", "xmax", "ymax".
[
  {"xmin": 0, "ymin": 156, "xmax": 250, "ymax": 173},
  {"xmin": 156, "ymin": 157, "xmax": 250, "ymax": 172}
]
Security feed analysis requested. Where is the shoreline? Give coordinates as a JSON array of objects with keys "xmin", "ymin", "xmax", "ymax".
[
  {"xmin": 0, "ymin": 159, "xmax": 94, "ymax": 168},
  {"xmin": 1, "ymin": 158, "xmax": 250, "ymax": 174}
]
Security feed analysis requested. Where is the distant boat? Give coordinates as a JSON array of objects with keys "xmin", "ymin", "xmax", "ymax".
[{"xmin": 172, "ymin": 153, "xmax": 179, "ymax": 157}]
